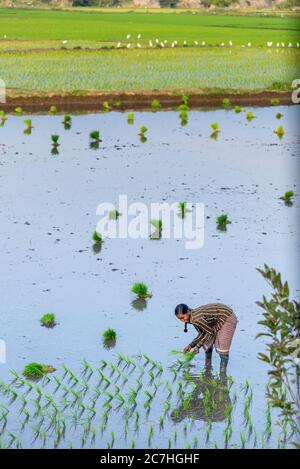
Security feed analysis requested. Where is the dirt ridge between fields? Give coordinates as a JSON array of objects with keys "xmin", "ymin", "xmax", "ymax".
[{"xmin": 1, "ymin": 90, "xmax": 295, "ymax": 113}]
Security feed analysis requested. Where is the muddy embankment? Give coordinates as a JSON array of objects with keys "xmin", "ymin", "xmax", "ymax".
[{"xmin": 1, "ymin": 90, "xmax": 295, "ymax": 113}]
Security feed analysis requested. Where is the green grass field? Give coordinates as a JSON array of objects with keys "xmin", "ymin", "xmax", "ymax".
[
  {"xmin": 1, "ymin": 9, "xmax": 299, "ymax": 45},
  {"xmin": 0, "ymin": 8, "xmax": 299, "ymax": 95}
]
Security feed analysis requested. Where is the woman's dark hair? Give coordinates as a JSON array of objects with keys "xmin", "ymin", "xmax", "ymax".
[{"xmin": 174, "ymin": 304, "xmax": 190, "ymax": 316}]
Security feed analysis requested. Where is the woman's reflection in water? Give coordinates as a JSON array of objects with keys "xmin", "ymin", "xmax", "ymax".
[{"xmin": 171, "ymin": 356, "xmax": 233, "ymax": 424}]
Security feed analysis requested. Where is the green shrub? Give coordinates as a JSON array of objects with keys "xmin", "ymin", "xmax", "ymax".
[{"xmin": 256, "ymin": 265, "xmax": 300, "ymax": 439}]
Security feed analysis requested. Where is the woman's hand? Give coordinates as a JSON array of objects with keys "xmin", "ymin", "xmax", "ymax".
[{"xmin": 183, "ymin": 344, "xmax": 192, "ymax": 353}]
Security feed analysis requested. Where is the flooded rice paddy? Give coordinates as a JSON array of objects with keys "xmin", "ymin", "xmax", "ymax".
[{"xmin": 0, "ymin": 106, "xmax": 299, "ymax": 448}]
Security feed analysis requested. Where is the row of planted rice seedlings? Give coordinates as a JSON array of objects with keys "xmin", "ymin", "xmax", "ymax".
[{"xmin": 0, "ymin": 358, "xmax": 288, "ymax": 449}]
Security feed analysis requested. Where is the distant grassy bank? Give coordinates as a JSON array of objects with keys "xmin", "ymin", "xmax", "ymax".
[{"xmin": 0, "ymin": 8, "xmax": 299, "ymax": 45}]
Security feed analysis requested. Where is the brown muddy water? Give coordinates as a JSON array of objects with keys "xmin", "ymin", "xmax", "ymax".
[{"xmin": 0, "ymin": 106, "xmax": 299, "ymax": 448}]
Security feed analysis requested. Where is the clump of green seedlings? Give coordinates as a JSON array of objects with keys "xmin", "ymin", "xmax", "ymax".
[
  {"xmin": 114, "ymin": 101, "xmax": 122, "ymax": 109},
  {"xmin": 222, "ymin": 98, "xmax": 231, "ymax": 109},
  {"xmin": 51, "ymin": 134, "xmax": 60, "ymax": 147},
  {"xmin": 270, "ymin": 98, "xmax": 280, "ymax": 106},
  {"xmin": 0, "ymin": 110, "xmax": 7, "ymax": 126},
  {"xmin": 127, "ymin": 112, "xmax": 134, "ymax": 124},
  {"xmin": 89, "ymin": 130, "xmax": 101, "ymax": 149},
  {"xmin": 178, "ymin": 103, "xmax": 189, "ymax": 112},
  {"xmin": 151, "ymin": 99, "xmax": 161, "ymax": 111},
  {"xmin": 131, "ymin": 282, "xmax": 152, "ymax": 299},
  {"xmin": 276, "ymin": 112, "xmax": 283, "ymax": 119},
  {"xmin": 234, "ymin": 105, "xmax": 243, "ymax": 113},
  {"xmin": 92, "ymin": 231, "xmax": 103, "ymax": 244},
  {"xmin": 40, "ymin": 313, "xmax": 56, "ymax": 328},
  {"xmin": 210, "ymin": 122, "xmax": 220, "ymax": 139},
  {"xmin": 23, "ymin": 363, "xmax": 56, "ymax": 380},
  {"xmin": 63, "ymin": 114, "xmax": 72, "ymax": 129},
  {"xmin": 216, "ymin": 213, "xmax": 231, "ymax": 230},
  {"xmin": 92, "ymin": 230, "xmax": 103, "ymax": 253},
  {"xmin": 170, "ymin": 349, "xmax": 196, "ymax": 366},
  {"xmin": 246, "ymin": 111, "xmax": 255, "ymax": 121},
  {"xmin": 24, "ymin": 119, "xmax": 33, "ymax": 135},
  {"xmin": 50, "ymin": 105, "xmax": 57, "ymax": 114},
  {"xmin": 102, "ymin": 329, "xmax": 117, "ymax": 348},
  {"xmin": 102, "ymin": 101, "xmax": 111, "ymax": 112},
  {"xmin": 150, "ymin": 219, "xmax": 163, "ymax": 239},
  {"xmin": 15, "ymin": 107, "xmax": 23, "ymax": 115},
  {"xmin": 178, "ymin": 201, "xmax": 189, "ymax": 218},
  {"xmin": 109, "ymin": 210, "xmax": 121, "ymax": 220},
  {"xmin": 280, "ymin": 190, "xmax": 294, "ymax": 205},
  {"xmin": 182, "ymin": 95, "xmax": 189, "ymax": 106},
  {"xmin": 51, "ymin": 134, "xmax": 60, "ymax": 154},
  {"xmin": 139, "ymin": 126, "xmax": 148, "ymax": 142},
  {"xmin": 274, "ymin": 125, "xmax": 285, "ymax": 138}
]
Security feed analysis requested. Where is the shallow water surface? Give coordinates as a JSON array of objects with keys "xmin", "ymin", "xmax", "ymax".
[{"xmin": 0, "ymin": 106, "xmax": 299, "ymax": 448}]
